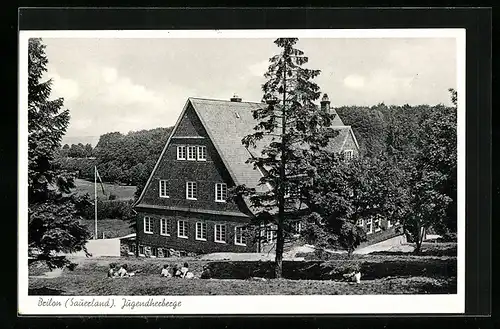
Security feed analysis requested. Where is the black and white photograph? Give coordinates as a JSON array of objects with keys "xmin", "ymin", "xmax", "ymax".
[{"xmin": 19, "ymin": 29, "xmax": 465, "ymax": 314}]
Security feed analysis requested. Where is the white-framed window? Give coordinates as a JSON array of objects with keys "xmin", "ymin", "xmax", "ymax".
[
  {"xmin": 128, "ymin": 244, "xmax": 136, "ymax": 255},
  {"xmin": 214, "ymin": 224, "xmax": 227, "ymax": 243},
  {"xmin": 215, "ymin": 183, "xmax": 227, "ymax": 202},
  {"xmin": 387, "ymin": 219, "xmax": 393, "ymax": 228},
  {"xmin": 186, "ymin": 181, "xmax": 197, "ymax": 200},
  {"xmin": 356, "ymin": 218, "xmax": 364, "ymax": 228},
  {"xmin": 160, "ymin": 218, "xmax": 170, "ymax": 236},
  {"xmin": 265, "ymin": 224, "xmax": 276, "ymax": 243},
  {"xmin": 234, "ymin": 226, "xmax": 247, "ymax": 246},
  {"xmin": 177, "ymin": 220, "xmax": 188, "ymax": 238},
  {"xmin": 139, "ymin": 245, "xmax": 145, "ymax": 256},
  {"xmin": 285, "ymin": 184, "xmax": 300, "ymax": 199},
  {"xmin": 366, "ymin": 218, "xmax": 373, "ymax": 234},
  {"xmin": 197, "ymin": 146, "xmax": 207, "ymax": 161},
  {"xmin": 159, "ymin": 180, "xmax": 169, "ymax": 198},
  {"xmin": 291, "ymin": 221, "xmax": 302, "ymax": 234},
  {"xmin": 187, "ymin": 146, "xmax": 197, "ymax": 161},
  {"xmin": 196, "ymin": 222, "xmax": 207, "ymax": 241},
  {"xmin": 144, "ymin": 216, "xmax": 153, "ymax": 234},
  {"xmin": 162, "ymin": 248, "xmax": 170, "ymax": 258},
  {"xmin": 374, "ymin": 217, "xmax": 381, "ymax": 232},
  {"xmin": 344, "ymin": 149, "xmax": 354, "ymax": 160},
  {"xmin": 177, "ymin": 145, "xmax": 186, "ymax": 160},
  {"xmin": 151, "ymin": 247, "xmax": 158, "ymax": 258}
]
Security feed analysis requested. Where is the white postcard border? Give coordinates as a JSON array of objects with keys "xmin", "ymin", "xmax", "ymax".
[{"xmin": 18, "ymin": 28, "xmax": 466, "ymax": 315}]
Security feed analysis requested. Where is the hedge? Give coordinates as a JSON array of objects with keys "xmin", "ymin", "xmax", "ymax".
[{"xmin": 204, "ymin": 257, "xmax": 456, "ymax": 281}]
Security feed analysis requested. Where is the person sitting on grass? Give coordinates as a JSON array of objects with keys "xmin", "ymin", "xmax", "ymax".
[
  {"xmin": 343, "ymin": 270, "xmax": 361, "ymax": 283},
  {"xmin": 180, "ymin": 262, "xmax": 194, "ymax": 279},
  {"xmin": 107, "ymin": 264, "xmax": 116, "ymax": 278},
  {"xmin": 117, "ymin": 264, "xmax": 138, "ymax": 277},
  {"xmin": 160, "ymin": 264, "xmax": 172, "ymax": 278},
  {"xmin": 200, "ymin": 265, "xmax": 212, "ymax": 279},
  {"xmin": 171, "ymin": 265, "xmax": 181, "ymax": 278}
]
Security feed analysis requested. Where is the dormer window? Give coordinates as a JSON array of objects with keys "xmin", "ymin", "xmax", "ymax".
[
  {"xmin": 197, "ymin": 146, "xmax": 207, "ymax": 161},
  {"xmin": 187, "ymin": 146, "xmax": 197, "ymax": 161},
  {"xmin": 177, "ymin": 145, "xmax": 186, "ymax": 160},
  {"xmin": 344, "ymin": 149, "xmax": 354, "ymax": 160}
]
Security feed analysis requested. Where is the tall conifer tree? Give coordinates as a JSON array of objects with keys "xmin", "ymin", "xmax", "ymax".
[
  {"xmin": 238, "ymin": 38, "xmax": 335, "ymax": 278},
  {"xmin": 28, "ymin": 38, "xmax": 91, "ymax": 269}
]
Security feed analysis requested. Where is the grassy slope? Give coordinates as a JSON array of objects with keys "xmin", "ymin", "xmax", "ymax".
[
  {"xmin": 29, "ymin": 249, "xmax": 457, "ymax": 295},
  {"xmin": 29, "ymin": 275, "xmax": 456, "ymax": 296},
  {"xmin": 74, "ymin": 178, "xmax": 136, "ymax": 200}
]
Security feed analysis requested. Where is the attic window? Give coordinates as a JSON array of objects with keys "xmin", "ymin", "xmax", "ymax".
[{"xmin": 344, "ymin": 149, "xmax": 354, "ymax": 160}]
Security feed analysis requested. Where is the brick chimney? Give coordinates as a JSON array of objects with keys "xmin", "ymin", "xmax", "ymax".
[
  {"xmin": 230, "ymin": 94, "xmax": 242, "ymax": 102},
  {"xmin": 320, "ymin": 93, "xmax": 330, "ymax": 112}
]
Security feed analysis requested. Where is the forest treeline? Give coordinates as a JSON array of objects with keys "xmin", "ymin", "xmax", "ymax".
[{"xmin": 57, "ymin": 102, "xmax": 454, "ymax": 201}]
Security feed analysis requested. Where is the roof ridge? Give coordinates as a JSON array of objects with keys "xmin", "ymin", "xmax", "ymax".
[{"xmin": 189, "ymin": 97, "xmax": 265, "ymax": 105}]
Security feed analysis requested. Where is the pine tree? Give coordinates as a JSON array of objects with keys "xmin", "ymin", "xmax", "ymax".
[
  {"xmin": 237, "ymin": 38, "xmax": 335, "ymax": 278},
  {"xmin": 28, "ymin": 38, "xmax": 91, "ymax": 269}
]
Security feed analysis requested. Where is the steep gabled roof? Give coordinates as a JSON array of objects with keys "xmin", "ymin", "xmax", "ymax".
[
  {"xmin": 327, "ymin": 126, "xmax": 360, "ymax": 152},
  {"xmin": 134, "ymin": 97, "xmax": 359, "ymax": 209},
  {"xmin": 189, "ymin": 98, "xmax": 271, "ymax": 193},
  {"xmin": 330, "ymin": 109, "xmax": 345, "ymax": 126}
]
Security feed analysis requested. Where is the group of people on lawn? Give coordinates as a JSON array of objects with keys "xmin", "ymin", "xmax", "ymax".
[
  {"xmin": 160, "ymin": 263, "xmax": 195, "ymax": 279},
  {"xmin": 107, "ymin": 264, "xmax": 138, "ymax": 278},
  {"xmin": 107, "ymin": 262, "xmax": 194, "ymax": 279}
]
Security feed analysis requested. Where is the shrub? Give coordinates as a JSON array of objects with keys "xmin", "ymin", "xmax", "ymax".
[
  {"xmin": 437, "ymin": 232, "xmax": 457, "ymax": 243},
  {"xmin": 81, "ymin": 199, "xmax": 134, "ymax": 221},
  {"xmin": 204, "ymin": 258, "xmax": 457, "ymax": 281}
]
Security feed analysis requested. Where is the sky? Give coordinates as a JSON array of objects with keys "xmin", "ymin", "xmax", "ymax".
[{"xmin": 40, "ymin": 37, "xmax": 457, "ymax": 145}]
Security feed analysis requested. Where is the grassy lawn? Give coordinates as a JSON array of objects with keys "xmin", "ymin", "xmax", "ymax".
[
  {"xmin": 29, "ymin": 274, "xmax": 456, "ymax": 296},
  {"xmin": 80, "ymin": 219, "xmax": 133, "ymax": 239},
  {"xmin": 73, "ymin": 178, "xmax": 136, "ymax": 200},
  {"xmin": 29, "ymin": 249, "xmax": 457, "ymax": 296}
]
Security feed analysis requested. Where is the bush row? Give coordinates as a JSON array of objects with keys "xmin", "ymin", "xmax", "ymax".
[
  {"xmin": 204, "ymin": 258, "xmax": 457, "ymax": 281},
  {"xmin": 80, "ymin": 199, "xmax": 135, "ymax": 221}
]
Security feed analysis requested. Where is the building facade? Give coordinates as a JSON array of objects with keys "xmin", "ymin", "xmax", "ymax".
[{"xmin": 130, "ymin": 94, "xmax": 397, "ymax": 257}]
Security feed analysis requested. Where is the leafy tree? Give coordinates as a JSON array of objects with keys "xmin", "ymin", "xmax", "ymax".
[
  {"xmin": 68, "ymin": 143, "xmax": 86, "ymax": 158},
  {"xmin": 235, "ymin": 38, "xmax": 335, "ymax": 278},
  {"xmin": 84, "ymin": 143, "xmax": 93, "ymax": 157},
  {"xmin": 402, "ymin": 90, "xmax": 457, "ymax": 253},
  {"xmin": 28, "ymin": 38, "xmax": 91, "ymax": 269},
  {"xmin": 336, "ymin": 104, "xmax": 388, "ymax": 157},
  {"xmin": 302, "ymin": 152, "xmax": 398, "ymax": 257}
]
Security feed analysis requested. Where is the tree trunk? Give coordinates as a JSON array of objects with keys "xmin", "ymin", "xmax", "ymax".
[
  {"xmin": 275, "ymin": 221, "xmax": 284, "ymax": 279},
  {"xmin": 414, "ymin": 226, "xmax": 425, "ymax": 254},
  {"xmin": 347, "ymin": 247, "xmax": 354, "ymax": 259},
  {"xmin": 134, "ymin": 218, "xmax": 139, "ymax": 258},
  {"xmin": 275, "ymin": 57, "xmax": 287, "ymax": 280}
]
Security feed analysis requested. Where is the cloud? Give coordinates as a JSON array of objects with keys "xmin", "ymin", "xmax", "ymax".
[
  {"xmin": 102, "ymin": 67, "xmax": 118, "ymax": 83},
  {"xmin": 248, "ymin": 60, "xmax": 270, "ymax": 77},
  {"xmin": 69, "ymin": 118, "xmax": 92, "ymax": 130},
  {"xmin": 61, "ymin": 63, "xmax": 197, "ymax": 137},
  {"xmin": 104, "ymin": 75, "xmax": 167, "ymax": 109},
  {"xmin": 47, "ymin": 71, "xmax": 80, "ymax": 101},
  {"xmin": 343, "ymin": 74, "xmax": 365, "ymax": 89}
]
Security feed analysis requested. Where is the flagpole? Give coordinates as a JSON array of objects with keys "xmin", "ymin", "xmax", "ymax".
[{"xmin": 94, "ymin": 165, "xmax": 98, "ymax": 240}]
